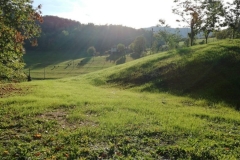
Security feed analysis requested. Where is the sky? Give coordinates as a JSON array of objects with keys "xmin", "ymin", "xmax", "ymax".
[{"xmin": 32, "ymin": 0, "xmax": 232, "ymax": 29}]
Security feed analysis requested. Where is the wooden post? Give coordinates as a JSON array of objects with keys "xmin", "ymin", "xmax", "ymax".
[
  {"xmin": 28, "ymin": 68, "xmax": 31, "ymax": 81},
  {"xmin": 73, "ymin": 60, "xmax": 74, "ymax": 69}
]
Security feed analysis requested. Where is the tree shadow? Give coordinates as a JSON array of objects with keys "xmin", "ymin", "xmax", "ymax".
[
  {"xmin": 116, "ymin": 56, "xmax": 126, "ymax": 65},
  {"xmin": 77, "ymin": 57, "xmax": 92, "ymax": 67},
  {"xmin": 149, "ymin": 61, "xmax": 240, "ymax": 110},
  {"xmin": 130, "ymin": 52, "xmax": 141, "ymax": 59},
  {"xmin": 106, "ymin": 53, "xmax": 126, "ymax": 63},
  {"xmin": 176, "ymin": 47, "xmax": 193, "ymax": 56},
  {"xmin": 107, "ymin": 49, "xmax": 240, "ymax": 110}
]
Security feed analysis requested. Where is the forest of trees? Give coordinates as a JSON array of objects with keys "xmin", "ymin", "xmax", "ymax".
[{"xmin": 24, "ymin": 16, "xmax": 152, "ymax": 55}]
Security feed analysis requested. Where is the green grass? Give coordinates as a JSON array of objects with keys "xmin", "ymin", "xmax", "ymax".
[
  {"xmin": 1, "ymin": 39, "xmax": 240, "ymax": 159},
  {"xmin": 195, "ymin": 37, "xmax": 217, "ymax": 44},
  {"xmin": 179, "ymin": 37, "xmax": 217, "ymax": 46},
  {"xmin": 24, "ymin": 52, "xmax": 135, "ymax": 80},
  {"xmin": 107, "ymin": 39, "xmax": 240, "ymax": 109}
]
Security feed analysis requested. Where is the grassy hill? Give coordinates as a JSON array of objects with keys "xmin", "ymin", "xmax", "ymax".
[
  {"xmin": 1, "ymin": 39, "xmax": 240, "ymax": 159},
  {"xmin": 23, "ymin": 51, "xmax": 136, "ymax": 80},
  {"xmin": 105, "ymin": 39, "xmax": 240, "ymax": 109}
]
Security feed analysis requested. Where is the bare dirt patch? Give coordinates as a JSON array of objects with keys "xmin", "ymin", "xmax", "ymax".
[
  {"xmin": 38, "ymin": 109, "xmax": 98, "ymax": 129},
  {"xmin": 0, "ymin": 83, "xmax": 29, "ymax": 98}
]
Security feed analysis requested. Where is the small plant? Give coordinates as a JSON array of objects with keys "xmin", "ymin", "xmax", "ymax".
[{"xmin": 199, "ymin": 40, "xmax": 205, "ymax": 44}]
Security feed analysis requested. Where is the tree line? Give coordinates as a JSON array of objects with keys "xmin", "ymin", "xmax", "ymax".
[{"xmin": 24, "ymin": 16, "xmax": 152, "ymax": 55}]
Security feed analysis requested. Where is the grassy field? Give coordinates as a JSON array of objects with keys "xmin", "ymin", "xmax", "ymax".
[
  {"xmin": 24, "ymin": 52, "xmax": 135, "ymax": 80},
  {"xmin": 1, "ymin": 39, "xmax": 240, "ymax": 159},
  {"xmin": 179, "ymin": 38, "xmax": 217, "ymax": 46},
  {"xmin": 24, "ymin": 38, "xmax": 216, "ymax": 80}
]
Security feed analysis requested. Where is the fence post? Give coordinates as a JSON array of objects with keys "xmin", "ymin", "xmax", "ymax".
[
  {"xmin": 28, "ymin": 68, "xmax": 31, "ymax": 81},
  {"xmin": 44, "ymin": 67, "xmax": 45, "ymax": 80}
]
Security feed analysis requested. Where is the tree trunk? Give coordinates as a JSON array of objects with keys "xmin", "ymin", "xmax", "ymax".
[
  {"xmin": 190, "ymin": 27, "xmax": 193, "ymax": 46},
  {"xmin": 232, "ymin": 29, "xmax": 235, "ymax": 39},
  {"xmin": 190, "ymin": 19, "xmax": 194, "ymax": 46},
  {"xmin": 205, "ymin": 31, "xmax": 210, "ymax": 44}
]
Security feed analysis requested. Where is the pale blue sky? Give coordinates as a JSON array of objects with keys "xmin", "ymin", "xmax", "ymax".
[{"xmin": 32, "ymin": 0, "xmax": 232, "ymax": 29}]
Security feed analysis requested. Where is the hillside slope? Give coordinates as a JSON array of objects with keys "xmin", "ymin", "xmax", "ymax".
[
  {"xmin": 24, "ymin": 16, "xmax": 152, "ymax": 54},
  {"xmin": 1, "ymin": 40, "xmax": 240, "ymax": 159},
  {"xmin": 99, "ymin": 39, "xmax": 240, "ymax": 109}
]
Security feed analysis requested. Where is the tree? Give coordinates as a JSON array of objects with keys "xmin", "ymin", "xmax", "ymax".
[
  {"xmin": 153, "ymin": 19, "xmax": 181, "ymax": 52},
  {"xmin": 214, "ymin": 28, "xmax": 232, "ymax": 39},
  {"xmin": 129, "ymin": 43, "xmax": 134, "ymax": 52},
  {"xmin": 133, "ymin": 36, "xmax": 146, "ymax": 56},
  {"xmin": 224, "ymin": 0, "xmax": 240, "ymax": 39},
  {"xmin": 173, "ymin": 0, "xmax": 203, "ymax": 46},
  {"xmin": 200, "ymin": 0, "xmax": 225, "ymax": 43},
  {"xmin": 154, "ymin": 29, "xmax": 181, "ymax": 51},
  {"xmin": 0, "ymin": 0, "xmax": 42, "ymax": 81},
  {"xmin": 87, "ymin": 46, "xmax": 96, "ymax": 56},
  {"xmin": 117, "ymin": 43, "xmax": 125, "ymax": 54}
]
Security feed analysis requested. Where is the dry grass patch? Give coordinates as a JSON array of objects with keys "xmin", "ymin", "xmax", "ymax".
[
  {"xmin": 37, "ymin": 108, "xmax": 99, "ymax": 130},
  {"xmin": 0, "ymin": 83, "xmax": 28, "ymax": 98}
]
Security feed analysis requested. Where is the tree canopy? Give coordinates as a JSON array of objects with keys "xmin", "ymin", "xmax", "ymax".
[
  {"xmin": 224, "ymin": 0, "xmax": 240, "ymax": 39},
  {"xmin": 117, "ymin": 43, "xmax": 125, "ymax": 54},
  {"xmin": 0, "ymin": 0, "xmax": 42, "ymax": 81},
  {"xmin": 24, "ymin": 16, "xmax": 152, "ymax": 54},
  {"xmin": 173, "ymin": 0, "xmax": 203, "ymax": 46},
  {"xmin": 200, "ymin": 0, "xmax": 225, "ymax": 43},
  {"xmin": 133, "ymin": 36, "xmax": 146, "ymax": 56},
  {"xmin": 87, "ymin": 46, "xmax": 96, "ymax": 56},
  {"xmin": 152, "ymin": 20, "xmax": 181, "ymax": 52},
  {"xmin": 172, "ymin": 0, "xmax": 240, "ymax": 45}
]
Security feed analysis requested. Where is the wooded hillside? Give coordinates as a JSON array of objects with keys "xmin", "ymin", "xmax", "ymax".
[{"xmin": 25, "ymin": 16, "xmax": 152, "ymax": 54}]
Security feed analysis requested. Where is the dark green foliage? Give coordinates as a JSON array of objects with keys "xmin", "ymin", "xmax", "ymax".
[
  {"xmin": 24, "ymin": 16, "xmax": 152, "ymax": 55},
  {"xmin": 199, "ymin": 40, "xmax": 205, "ymax": 44},
  {"xmin": 0, "ymin": 0, "xmax": 42, "ymax": 81},
  {"xmin": 200, "ymin": 0, "xmax": 225, "ymax": 44},
  {"xmin": 117, "ymin": 43, "xmax": 125, "ymax": 54},
  {"xmin": 87, "ymin": 46, "xmax": 96, "ymax": 56},
  {"xmin": 172, "ymin": 0, "xmax": 203, "ymax": 46},
  {"xmin": 132, "ymin": 36, "xmax": 146, "ymax": 56},
  {"xmin": 224, "ymin": 0, "xmax": 240, "ymax": 39},
  {"xmin": 152, "ymin": 28, "xmax": 181, "ymax": 52},
  {"xmin": 214, "ymin": 28, "xmax": 233, "ymax": 39},
  {"xmin": 104, "ymin": 43, "xmax": 127, "ymax": 65}
]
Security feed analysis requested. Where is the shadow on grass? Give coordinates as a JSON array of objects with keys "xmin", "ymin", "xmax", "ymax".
[
  {"xmin": 77, "ymin": 57, "xmax": 92, "ymax": 67},
  {"xmin": 130, "ymin": 52, "xmax": 141, "ymax": 59},
  {"xmin": 106, "ymin": 53, "xmax": 126, "ymax": 63},
  {"xmin": 29, "ymin": 63, "xmax": 52, "ymax": 69},
  {"xmin": 107, "ymin": 46, "xmax": 240, "ymax": 110},
  {"xmin": 116, "ymin": 56, "xmax": 126, "ymax": 65},
  {"xmin": 176, "ymin": 47, "xmax": 193, "ymax": 56},
  {"xmin": 24, "ymin": 51, "xmax": 87, "ymax": 69},
  {"xmin": 31, "ymin": 78, "xmax": 59, "ymax": 80}
]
